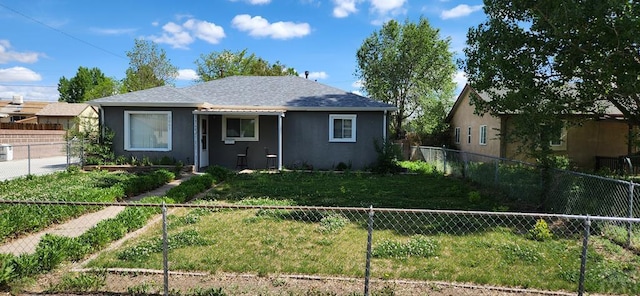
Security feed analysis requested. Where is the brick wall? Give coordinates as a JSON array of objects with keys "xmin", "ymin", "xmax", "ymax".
[{"xmin": 0, "ymin": 130, "xmax": 67, "ymax": 159}]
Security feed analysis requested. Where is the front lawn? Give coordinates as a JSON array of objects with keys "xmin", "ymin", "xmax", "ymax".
[{"xmin": 85, "ymin": 169, "xmax": 640, "ymax": 295}]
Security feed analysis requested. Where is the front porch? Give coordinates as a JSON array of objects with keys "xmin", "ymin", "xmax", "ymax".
[{"xmin": 192, "ymin": 109, "xmax": 285, "ymax": 171}]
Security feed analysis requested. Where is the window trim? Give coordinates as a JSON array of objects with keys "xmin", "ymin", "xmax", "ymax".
[
  {"xmin": 221, "ymin": 115, "xmax": 260, "ymax": 142},
  {"xmin": 479, "ymin": 125, "xmax": 487, "ymax": 145},
  {"xmin": 329, "ymin": 114, "xmax": 357, "ymax": 143},
  {"xmin": 454, "ymin": 127, "xmax": 461, "ymax": 144},
  {"xmin": 124, "ymin": 110, "xmax": 172, "ymax": 152}
]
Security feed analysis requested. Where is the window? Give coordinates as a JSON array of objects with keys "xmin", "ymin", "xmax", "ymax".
[
  {"xmin": 479, "ymin": 125, "xmax": 487, "ymax": 145},
  {"xmin": 549, "ymin": 127, "xmax": 567, "ymax": 150},
  {"xmin": 124, "ymin": 111, "xmax": 171, "ymax": 151},
  {"xmin": 454, "ymin": 127, "xmax": 461, "ymax": 144},
  {"xmin": 329, "ymin": 114, "xmax": 357, "ymax": 142},
  {"xmin": 467, "ymin": 126, "xmax": 472, "ymax": 144},
  {"xmin": 222, "ymin": 116, "xmax": 259, "ymax": 141}
]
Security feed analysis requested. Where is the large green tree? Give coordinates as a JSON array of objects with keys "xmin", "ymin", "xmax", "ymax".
[
  {"xmin": 356, "ymin": 17, "xmax": 456, "ymax": 140},
  {"xmin": 58, "ymin": 66, "xmax": 118, "ymax": 103},
  {"xmin": 195, "ymin": 49, "xmax": 297, "ymax": 82},
  {"xmin": 463, "ymin": 0, "xmax": 640, "ymax": 161},
  {"xmin": 122, "ymin": 39, "xmax": 178, "ymax": 91}
]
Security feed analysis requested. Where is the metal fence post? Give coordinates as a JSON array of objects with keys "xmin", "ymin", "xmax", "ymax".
[
  {"xmin": 578, "ymin": 216, "xmax": 591, "ymax": 296},
  {"xmin": 27, "ymin": 144, "xmax": 31, "ymax": 175},
  {"xmin": 628, "ymin": 182, "xmax": 634, "ymax": 247},
  {"xmin": 442, "ymin": 148, "xmax": 447, "ymax": 174},
  {"xmin": 162, "ymin": 203, "xmax": 169, "ymax": 296},
  {"xmin": 364, "ymin": 206, "xmax": 374, "ymax": 296}
]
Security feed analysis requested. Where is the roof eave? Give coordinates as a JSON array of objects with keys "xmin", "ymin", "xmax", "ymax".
[{"xmin": 88, "ymin": 102, "xmax": 204, "ymax": 108}]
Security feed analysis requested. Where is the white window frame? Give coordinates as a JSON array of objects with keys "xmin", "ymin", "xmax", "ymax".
[
  {"xmin": 550, "ymin": 126, "xmax": 567, "ymax": 150},
  {"xmin": 479, "ymin": 125, "xmax": 487, "ymax": 145},
  {"xmin": 329, "ymin": 114, "xmax": 357, "ymax": 142},
  {"xmin": 124, "ymin": 110, "xmax": 172, "ymax": 151},
  {"xmin": 454, "ymin": 127, "xmax": 461, "ymax": 144},
  {"xmin": 222, "ymin": 115, "xmax": 259, "ymax": 142},
  {"xmin": 467, "ymin": 126, "xmax": 472, "ymax": 144}
]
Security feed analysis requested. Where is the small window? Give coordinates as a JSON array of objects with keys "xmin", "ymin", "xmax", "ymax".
[
  {"xmin": 454, "ymin": 127, "xmax": 461, "ymax": 144},
  {"xmin": 467, "ymin": 126, "xmax": 472, "ymax": 144},
  {"xmin": 124, "ymin": 111, "xmax": 172, "ymax": 151},
  {"xmin": 329, "ymin": 114, "xmax": 357, "ymax": 142},
  {"xmin": 222, "ymin": 116, "xmax": 259, "ymax": 141},
  {"xmin": 550, "ymin": 127, "xmax": 567, "ymax": 150},
  {"xmin": 479, "ymin": 125, "xmax": 487, "ymax": 145}
]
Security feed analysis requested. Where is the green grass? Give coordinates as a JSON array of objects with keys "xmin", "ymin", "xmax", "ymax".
[{"xmin": 81, "ymin": 171, "xmax": 640, "ymax": 294}]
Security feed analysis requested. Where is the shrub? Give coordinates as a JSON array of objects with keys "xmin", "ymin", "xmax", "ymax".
[
  {"xmin": 528, "ymin": 219, "xmax": 553, "ymax": 241},
  {"xmin": 206, "ymin": 165, "xmax": 233, "ymax": 183},
  {"xmin": 372, "ymin": 139, "xmax": 403, "ymax": 174}
]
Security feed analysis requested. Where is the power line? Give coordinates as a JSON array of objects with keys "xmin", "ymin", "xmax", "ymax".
[{"xmin": 0, "ymin": 2, "xmax": 127, "ymax": 60}]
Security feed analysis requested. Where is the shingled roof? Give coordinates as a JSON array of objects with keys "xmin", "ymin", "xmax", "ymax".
[
  {"xmin": 36, "ymin": 102, "xmax": 95, "ymax": 117},
  {"xmin": 89, "ymin": 76, "xmax": 396, "ymax": 111}
]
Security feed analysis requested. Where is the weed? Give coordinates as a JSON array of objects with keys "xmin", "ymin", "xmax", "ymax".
[
  {"xmin": 47, "ymin": 271, "xmax": 106, "ymax": 292},
  {"xmin": 373, "ymin": 235, "xmax": 439, "ymax": 259},
  {"xmin": 127, "ymin": 281, "xmax": 157, "ymax": 295},
  {"xmin": 318, "ymin": 213, "xmax": 349, "ymax": 233},
  {"xmin": 188, "ymin": 287, "xmax": 227, "ymax": 296},
  {"xmin": 528, "ymin": 219, "xmax": 553, "ymax": 241},
  {"xmin": 468, "ymin": 191, "xmax": 481, "ymax": 203}
]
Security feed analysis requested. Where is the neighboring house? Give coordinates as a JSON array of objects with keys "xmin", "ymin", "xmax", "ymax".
[
  {"xmin": 446, "ymin": 84, "xmax": 633, "ymax": 170},
  {"xmin": 89, "ymin": 76, "xmax": 396, "ymax": 171},
  {"xmin": 0, "ymin": 96, "xmax": 49, "ymax": 123},
  {"xmin": 36, "ymin": 102, "xmax": 98, "ymax": 131}
]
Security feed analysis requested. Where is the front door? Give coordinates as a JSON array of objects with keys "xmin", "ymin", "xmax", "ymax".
[{"xmin": 199, "ymin": 116, "xmax": 209, "ymax": 167}]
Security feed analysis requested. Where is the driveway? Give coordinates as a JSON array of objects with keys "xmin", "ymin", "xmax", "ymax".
[{"xmin": 0, "ymin": 156, "xmax": 76, "ymax": 181}]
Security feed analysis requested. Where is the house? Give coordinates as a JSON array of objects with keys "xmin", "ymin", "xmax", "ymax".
[
  {"xmin": 446, "ymin": 84, "xmax": 633, "ymax": 170},
  {"xmin": 36, "ymin": 102, "xmax": 98, "ymax": 131},
  {"xmin": 89, "ymin": 76, "xmax": 396, "ymax": 171},
  {"xmin": 0, "ymin": 96, "xmax": 49, "ymax": 123}
]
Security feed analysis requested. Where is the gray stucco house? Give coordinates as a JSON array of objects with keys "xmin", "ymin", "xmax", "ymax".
[{"xmin": 89, "ymin": 76, "xmax": 396, "ymax": 171}]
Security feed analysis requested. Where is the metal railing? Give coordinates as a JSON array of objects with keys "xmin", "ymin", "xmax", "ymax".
[
  {"xmin": 0, "ymin": 139, "xmax": 82, "ymax": 181},
  {"xmin": 0, "ymin": 200, "xmax": 638, "ymax": 296}
]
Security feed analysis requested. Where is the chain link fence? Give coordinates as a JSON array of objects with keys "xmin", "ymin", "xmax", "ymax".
[
  {"xmin": 419, "ymin": 146, "xmax": 640, "ymax": 219},
  {"xmin": 0, "ymin": 200, "xmax": 638, "ymax": 296},
  {"xmin": 0, "ymin": 139, "xmax": 83, "ymax": 181}
]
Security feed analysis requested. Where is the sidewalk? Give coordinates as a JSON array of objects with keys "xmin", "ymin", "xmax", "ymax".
[{"xmin": 0, "ymin": 175, "xmax": 191, "ymax": 256}]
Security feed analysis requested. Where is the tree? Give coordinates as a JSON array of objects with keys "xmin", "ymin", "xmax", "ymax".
[
  {"xmin": 122, "ymin": 39, "xmax": 178, "ymax": 91},
  {"xmin": 194, "ymin": 49, "xmax": 297, "ymax": 82},
  {"xmin": 58, "ymin": 66, "xmax": 118, "ymax": 103},
  {"xmin": 356, "ymin": 17, "xmax": 456, "ymax": 140},
  {"xmin": 462, "ymin": 0, "xmax": 640, "ymax": 162}
]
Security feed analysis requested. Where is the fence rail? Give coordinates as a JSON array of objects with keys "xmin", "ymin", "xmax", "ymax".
[{"xmin": 0, "ymin": 200, "xmax": 638, "ymax": 295}]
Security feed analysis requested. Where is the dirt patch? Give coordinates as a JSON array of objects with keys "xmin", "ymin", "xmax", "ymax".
[{"xmin": 21, "ymin": 269, "xmax": 580, "ymax": 296}]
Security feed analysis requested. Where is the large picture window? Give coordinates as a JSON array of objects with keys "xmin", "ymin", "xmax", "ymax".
[
  {"xmin": 329, "ymin": 114, "xmax": 357, "ymax": 142},
  {"xmin": 124, "ymin": 111, "xmax": 172, "ymax": 151},
  {"xmin": 222, "ymin": 116, "xmax": 259, "ymax": 141}
]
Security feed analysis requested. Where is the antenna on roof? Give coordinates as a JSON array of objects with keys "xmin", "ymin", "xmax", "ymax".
[{"xmin": 304, "ymin": 70, "xmax": 309, "ymax": 79}]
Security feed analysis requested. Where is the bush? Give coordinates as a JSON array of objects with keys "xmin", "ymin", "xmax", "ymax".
[
  {"xmin": 528, "ymin": 219, "xmax": 553, "ymax": 241},
  {"xmin": 205, "ymin": 165, "xmax": 233, "ymax": 183},
  {"xmin": 372, "ymin": 139, "xmax": 403, "ymax": 174}
]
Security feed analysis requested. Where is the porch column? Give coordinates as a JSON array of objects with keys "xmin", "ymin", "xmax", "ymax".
[
  {"xmin": 193, "ymin": 114, "xmax": 198, "ymax": 172},
  {"xmin": 278, "ymin": 113, "xmax": 283, "ymax": 170}
]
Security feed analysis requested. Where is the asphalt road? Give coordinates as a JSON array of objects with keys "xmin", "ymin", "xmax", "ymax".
[{"xmin": 0, "ymin": 156, "xmax": 76, "ymax": 181}]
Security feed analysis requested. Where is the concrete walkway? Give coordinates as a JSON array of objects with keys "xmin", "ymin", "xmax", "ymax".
[{"xmin": 0, "ymin": 175, "xmax": 190, "ymax": 256}]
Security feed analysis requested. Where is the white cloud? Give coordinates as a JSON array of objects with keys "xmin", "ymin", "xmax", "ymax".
[
  {"xmin": 352, "ymin": 79, "xmax": 363, "ymax": 88},
  {"xmin": 232, "ymin": 15, "xmax": 311, "ymax": 39},
  {"xmin": 299, "ymin": 71, "xmax": 328, "ymax": 80},
  {"xmin": 0, "ymin": 40, "xmax": 42, "ymax": 64},
  {"xmin": 229, "ymin": 0, "xmax": 271, "ymax": 4},
  {"xmin": 0, "ymin": 84, "xmax": 58, "ymax": 102},
  {"xmin": 441, "ymin": 4, "xmax": 483, "ymax": 19},
  {"xmin": 90, "ymin": 27, "xmax": 137, "ymax": 35},
  {"xmin": 351, "ymin": 90, "xmax": 363, "ymax": 96},
  {"xmin": 332, "ymin": 0, "xmax": 359, "ymax": 18},
  {"xmin": 183, "ymin": 19, "xmax": 226, "ymax": 44},
  {"xmin": 177, "ymin": 69, "xmax": 199, "ymax": 81},
  {"xmin": 148, "ymin": 18, "xmax": 225, "ymax": 49},
  {"xmin": 453, "ymin": 70, "xmax": 467, "ymax": 92},
  {"xmin": 0, "ymin": 67, "xmax": 42, "ymax": 82},
  {"xmin": 370, "ymin": 0, "xmax": 406, "ymax": 14}
]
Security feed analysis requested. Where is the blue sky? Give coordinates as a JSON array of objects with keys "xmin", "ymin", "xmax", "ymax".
[{"xmin": 0, "ymin": 0, "xmax": 485, "ymax": 102}]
